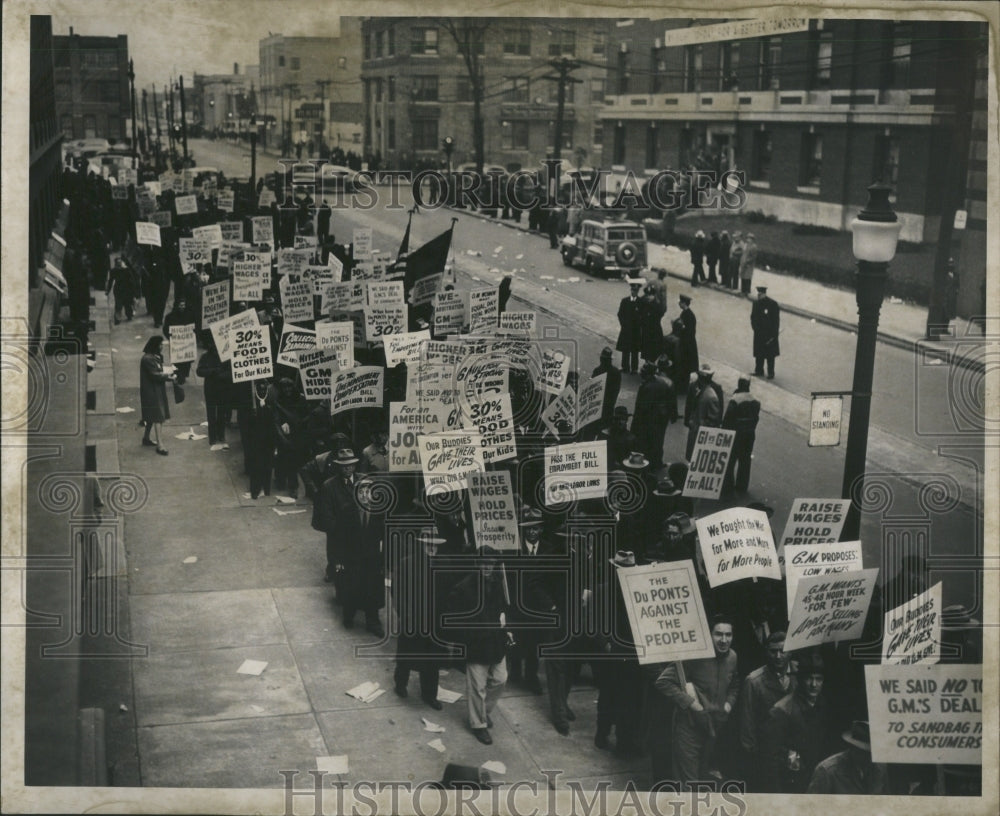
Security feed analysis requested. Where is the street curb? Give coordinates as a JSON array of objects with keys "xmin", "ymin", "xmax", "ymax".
[{"xmin": 443, "ymin": 205, "xmax": 986, "ymax": 374}]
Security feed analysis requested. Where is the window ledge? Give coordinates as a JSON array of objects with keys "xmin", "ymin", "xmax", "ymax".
[
  {"xmin": 796, "ymin": 185, "xmax": 820, "ymax": 195},
  {"xmin": 749, "ymin": 180, "xmax": 770, "ymax": 189}
]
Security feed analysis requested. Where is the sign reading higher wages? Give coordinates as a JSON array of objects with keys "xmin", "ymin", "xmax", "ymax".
[{"xmin": 617, "ymin": 561, "xmax": 716, "ymax": 664}]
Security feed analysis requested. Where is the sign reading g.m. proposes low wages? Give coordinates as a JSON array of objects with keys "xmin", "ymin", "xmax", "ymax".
[
  {"xmin": 544, "ymin": 440, "xmax": 607, "ymax": 505},
  {"xmin": 618, "ymin": 561, "xmax": 716, "ymax": 664},
  {"xmin": 230, "ymin": 325, "xmax": 273, "ymax": 382},
  {"xmin": 784, "ymin": 568, "xmax": 879, "ymax": 651},
  {"xmin": 865, "ymin": 663, "xmax": 982, "ymax": 765},
  {"xmin": 784, "ymin": 540, "xmax": 863, "ymax": 617},
  {"xmin": 330, "ymin": 366, "xmax": 384, "ymax": 415},
  {"xmin": 695, "ymin": 507, "xmax": 782, "ymax": 587},
  {"xmin": 419, "ymin": 430, "xmax": 485, "ymax": 494}
]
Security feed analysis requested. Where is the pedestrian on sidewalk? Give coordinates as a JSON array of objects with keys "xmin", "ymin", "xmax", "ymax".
[
  {"xmin": 728, "ymin": 232, "xmax": 744, "ymax": 291},
  {"xmin": 678, "ymin": 294, "xmax": 700, "ymax": 384},
  {"xmin": 139, "ymin": 335, "xmax": 175, "ymax": 455},
  {"xmin": 590, "ymin": 347, "xmax": 622, "ymax": 439},
  {"xmin": 722, "ymin": 376, "xmax": 761, "ymax": 494},
  {"xmin": 616, "ymin": 278, "xmax": 645, "ymax": 374},
  {"xmin": 719, "ymin": 231, "xmax": 732, "ymax": 288},
  {"xmin": 706, "ymin": 231, "xmax": 721, "ymax": 285},
  {"xmin": 690, "ymin": 230, "xmax": 706, "ymax": 287},
  {"xmin": 640, "ymin": 284, "xmax": 665, "ymax": 364},
  {"xmin": 632, "ymin": 362, "xmax": 673, "ymax": 470},
  {"xmin": 195, "ymin": 332, "xmax": 231, "ymax": 450},
  {"xmin": 751, "ymin": 285, "xmax": 780, "ymax": 379},
  {"xmin": 740, "ymin": 233, "xmax": 758, "ymax": 295},
  {"xmin": 507, "ymin": 507, "xmax": 545, "ymax": 695},
  {"xmin": 106, "ymin": 257, "xmax": 138, "ymax": 324},
  {"xmin": 243, "ymin": 380, "xmax": 277, "ymax": 499},
  {"xmin": 684, "ymin": 364, "xmax": 724, "ymax": 461}
]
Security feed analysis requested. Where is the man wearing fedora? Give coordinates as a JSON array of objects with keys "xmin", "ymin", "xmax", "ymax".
[
  {"xmin": 807, "ymin": 721, "xmax": 889, "ymax": 794},
  {"xmin": 632, "ymin": 362, "xmax": 675, "ymax": 470},
  {"xmin": 739, "ymin": 631, "xmax": 794, "ymax": 791},
  {"xmin": 684, "ymin": 364, "xmax": 725, "ymax": 461},
  {"xmin": 507, "ymin": 507, "xmax": 546, "ymax": 695},
  {"xmin": 616, "ymin": 278, "xmax": 646, "ymax": 374},
  {"xmin": 722, "ymin": 375, "xmax": 761, "ymax": 494},
  {"xmin": 589, "ymin": 347, "xmax": 622, "ymax": 439},
  {"xmin": 751, "ymin": 285, "xmax": 780, "ymax": 379},
  {"xmin": 603, "ymin": 405, "xmax": 638, "ymax": 471},
  {"xmin": 677, "ymin": 294, "xmax": 699, "ymax": 382}
]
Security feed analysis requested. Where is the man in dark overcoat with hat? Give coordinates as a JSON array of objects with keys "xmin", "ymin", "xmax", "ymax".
[
  {"xmin": 616, "ymin": 278, "xmax": 645, "ymax": 374},
  {"xmin": 751, "ymin": 285, "xmax": 780, "ymax": 379}
]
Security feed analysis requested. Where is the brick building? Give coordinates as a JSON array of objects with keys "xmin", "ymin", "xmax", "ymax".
[
  {"xmin": 53, "ymin": 28, "xmax": 130, "ymax": 143},
  {"xmin": 360, "ymin": 17, "xmax": 615, "ymax": 170}
]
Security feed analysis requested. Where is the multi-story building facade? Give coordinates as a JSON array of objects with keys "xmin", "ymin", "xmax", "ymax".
[
  {"xmin": 194, "ymin": 67, "xmax": 254, "ymax": 134},
  {"xmin": 53, "ymin": 29, "xmax": 130, "ymax": 143},
  {"xmin": 360, "ymin": 17, "xmax": 615, "ymax": 170}
]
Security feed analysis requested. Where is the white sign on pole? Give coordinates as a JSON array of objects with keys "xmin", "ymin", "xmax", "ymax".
[
  {"xmin": 149, "ymin": 210, "xmax": 172, "ymax": 228},
  {"xmin": 192, "ymin": 224, "xmax": 223, "ymax": 249},
  {"xmin": 276, "ymin": 325, "xmax": 316, "ymax": 368},
  {"xmin": 784, "ymin": 568, "xmax": 879, "ymax": 651},
  {"xmin": 324, "ymin": 281, "xmax": 366, "ymax": 314},
  {"xmin": 464, "ymin": 393, "xmax": 516, "ymax": 463},
  {"xmin": 364, "ymin": 304, "xmax": 408, "ymax": 344},
  {"xmin": 366, "ymin": 281, "xmax": 405, "ymax": 307},
  {"xmin": 384, "ymin": 330, "xmax": 431, "ymax": 368},
  {"xmin": 174, "ymin": 194, "xmax": 198, "ymax": 215},
  {"xmin": 809, "ymin": 396, "xmax": 843, "ymax": 446},
  {"xmin": 779, "ymin": 499, "xmax": 851, "ymax": 548},
  {"xmin": 683, "ymin": 427, "xmax": 736, "ymax": 499},
  {"xmin": 544, "ymin": 440, "xmax": 607, "ymax": 505},
  {"xmin": 330, "ymin": 366, "xmax": 384, "ymax": 415},
  {"xmin": 617, "ymin": 560, "xmax": 716, "ymax": 664},
  {"xmin": 279, "ymin": 278, "xmax": 315, "ymax": 324},
  {"xmin": 315, "ymin": 321, "xmax": 355, "ymax": 370},
  {"xmin": 230, "ymin": 324, "xmax": 274, "ymax": 382},
  {"xmin": 418, "ymin": 430, "xmax": 485, "ymax": 494},
  {"xmin": 388, "ymin": 399, "xmax": 452, "ymax": 473},
  {"xmin": 541, "ymin": 384, "xmax": 577, "ymax": 438},
  {"xmin": 537, "ymin": 346, "xmax": 572, "ymax": 395},
  {"xmin": 217, "ymin": 190, "xmax": 235, "ymax": 212},
  {"xmin": 499, "ymin": 311, "xmax": 536, "ymax": 336},
  {"xmin": 695, "ymin": 507, "xmax": 782, "ymax": 588},
  {"xmin": 433, "ymin": 290, "xmax": 467, "ymax": 336},
  {"xmin": 410, "ymin": 273, "xmax": 443, "ymax": 307},
  {"xmin": 298, "ymin": 349, "xmax": 341, "ymax": 400},
  {"xmin": 232, "ymin": 252, "xmax": 268, "ymax": 301},
  {"xmin": 882, "ymin": 582, "xmax": 942, "ymax": 666},
  {"xmin": 135, "ymin": 222, "xmax": 161, "ymax": 247},
  {"xmin": 352, "ymin": 227, "xmax": 373, "ymax": 260},
  {"xmin": 467, "ymin": 471, "xmax": 519, "ymax": 552},
  {"xmin": 201, "ymin": 279, "xmax": 230, "ymax": 328},
  {"xmin": 210, "ymin": 308, "xmax": 259, "ymax": 363},
  {"xmin": 251, "ymin": 215, "xmax": 275, "ymax": 247},
  {"xmin": 576, "ymin": 374, "xmax": 608, "ymax": 430},
  {"xmin": 168, "ymin": 324, "xmax": 197, "ymax": 364},
  {"xmin": 467, "ymin": 287, "xmax": 499, "ymax": 334},
  {"xmin": 784, "ymin": 540, "xmax": 863, "ymax": 617},
  {"xmin": 219, "ymin": 221, "xmax": 243, "ymax": 242}
]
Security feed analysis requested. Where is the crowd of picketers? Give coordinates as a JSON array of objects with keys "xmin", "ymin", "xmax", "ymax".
[{"xmin": 60, "ymin": 154, "xmax": 983, "ymax": 797}]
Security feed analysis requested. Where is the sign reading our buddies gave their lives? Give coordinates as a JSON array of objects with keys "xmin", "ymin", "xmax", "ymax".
[
  {"xmin": 617, "ymin": 561, "xmax": 716, "ymax": 664},
  {"xmin": 433, "ymin": 290, "xmax": 467, "ymax": 336},
  {"xmin": 201, "ymin": 279, "xmax": 230, "ymax": 328},
  {"xmin": 784, "ymin": 540, "xmax": 863, "ymax": 618},
  {"xmin": 135, "ymin": 221, "xmax": 161, "ymax": 247},
  {"xmin": 330, "ymin": 366, "xmax": 384, "ymax": 416},
  {"xmin": 467, "ymin": 471, "xmax": 519, "ymax": 552},
  {"xmin": 229, "ymin": 324, "xmax": 273, "ymax": 383},
  {"xmin": 467, "ymin": 287, "xmax": 499, "ymax": 334},
  {"xmin": 384, "ymin": 330, "xmax": 431, "ymax": 368},
  {"xmin": 882, "ymin": 582, "xmax": 943, "ymax": 666},
  {"xmin": 544, "ymin": 440, "xmax": 607, "ymax": 506},
  {"xmin": 174, "ymin": 194, "xmax": 198, "ymax": 216},
  {"xmin": 276, "ymin": 325, "xmax": 316, "ymax": 368},
  {"xmin": 251, "ymin": 215, "xmax": 275, "ymax": 247},
  {"xmin": 168, "ymin": 324, "xmax": 197, "ymax": 364},
  {"xmin": 784, "ymin": 568, "xmax": 879, "ymax": 652},
  {"xmin": 695, "ymin": 507, "xmax": 782, "ymax": 587},
  {"xmin": 499, "ymin": 310, "xmax": 536, "ymax": 336},
  {"xmin": 864, "ymin": 663, "xmax": 982, "ymax": 766},
  {"xmin": 210, "ymin": 308, "xmax": 259, "ymax": 363},
  {"xmin": 280, "ymin": 278, "xmax": 316, "ymax": 324},
  {"xmin": 418, "ymin": 430, "xmax": 485, "ymax": 494},
  {"xmin": 298, "ymin": 349, "xmax": 341, "ymax": 401},
  {"xmin": 464, "ymin": 393, "xmax": 516, "ymax": 463},
  {"xmin": 683, "ymin": 427, "xmax": 736, "ymax": 499}
]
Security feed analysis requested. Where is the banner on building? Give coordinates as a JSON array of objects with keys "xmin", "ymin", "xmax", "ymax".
[
  {"xmin": 683, "ymin": 427, "xmax": 736, "ymax": 499},
  {"xmin": 544, "ymin": 440, "xmax": 607, "ymax": 506},
  {"xmin": 784, "ymin": 568, "xmax": 879, "ymax": 652},
  {"xmin": 230, "ymin": 324, "xmax": 273, "ymax": 382},
  {"xmin": 467, "ymin": 471, "xmax": 519, "ymax": 552},
  {"xmin": 695, "ymin": 507, "xmax": 782, "ymax": 588}
]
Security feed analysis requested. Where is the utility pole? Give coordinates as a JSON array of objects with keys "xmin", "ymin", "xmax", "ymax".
[
  {"xmin": 165, "ymin": 84, "xmax": 174, "ymax": 157},
  {"xmin": 316, "ymin": 79, "xmax": 332, "ymax": 155},
  {"xmin": 542, "ymin": 57, "xmax": 582, "ymax": 164},
  {"xmin": 128, "ymin": 59, "xmax": 138, "ymax": 159},
  {"xmin": 141, "ymin": 88, "xmax": 151, "ymax": 160},
  {"xmin": 151, "ymin": 85, "xmax": 162, "ymax": 171},
  {"xmin": 178, "ymin": 75, "xmax": 190, "ymax": 166}
]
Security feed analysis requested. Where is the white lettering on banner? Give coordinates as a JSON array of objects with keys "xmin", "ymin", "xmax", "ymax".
[
  {"xmin": 658, "ymin": 17, "xmax": 810, "ymax": 48},
  {"xmin": 683, "ymin": 427, "xmax": 736, "ymax": 500},
  {"xmin": 467, "ymin": 287, "xmax": 499, "ymax": 334},
  {"xmin": 784, "ymin": 568, "xmax": 879, "ymax": 652},
  {"xmin": 864, "ymin": 663, "xmax": 982, "ymax": 765},
  {"xmin": 784, "ymin": 541, "xmax": 863, "ymax": 617},
  {"xmin": 201, "ymin": 280, "xmax": 230, "ymax": 328},
  {"xmin": 299, "ymin": 349, "xmax": 340, "ymax": 400},
  {"xmin": 364, "ymin": 304, "xmax": 408, "ymax": 344},
  {"xmin": 418, "ymin": 430, "xmax": 485, "ymax": 494},
  {"xmin": 210, "ymin": 308, "xmax": 259, "ymax": 363},
  {"xmin": 135, "ymin": 222, "xmax": 161, "ymax": 247},
  {"xmin": 174, "ymin": 195, "xmax": 198, "ymax": 215},
  {"xmin": 251, "ymin": 215, "xmax": 274, "ymax": 247},
  {"xmin": 229, "ymin": 325, "xmax": 274, "ymax": 382},
  {"xmin": 276, "ymin": 325, "xmax": 316, "ymax": 368},
  {"xmin": 696, "ymin": 507, "xmax": 782, "ymax": 587},
  {"xmin": 462, "ymin": 393, "xmax": 516, "ymax": 464},
  {"xmin": 352, "ymin": 227, "xmax": 373, "ymax": 260},
  {"xmin": 499, "ymin": 311, "xmax": 536, "ymax": 336},
  {"xmin": 168, "ymin": 324, "xmax": 197, "ymax": 364},
  {"xmin": 468, "ymin": 471, "xmax": 519, "ymax": 552},
  {"xmin": 330, "ymin": 366, "xmax": 384, "ymax": 416},
  {"xmin": 544, "ymin": 441, "xmax": 607, "ymax": 505},
  {"xmin": 618, "ymin": 561, "xmax": 716, "ymax": 664},
  {"xmin": 576, "ymin": 374, "xmax": 608, "ymax": 430},
  {"xmin": 883, "ymin": 582, "xmax": 943, "ymax": 666},
  {"xmin": 366, "ymin": 281, "xmax": 405, "ymax": 307},
  {"xmin": 384, "ymin": 330, "xmax": 431, "ymax": 368}
]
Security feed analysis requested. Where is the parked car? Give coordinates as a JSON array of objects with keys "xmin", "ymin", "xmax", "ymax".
[
  {"xmin": 320, "ymin": 163, "xmax": 360, "ymax": 192},
  {"xmin": 559, "ymin": 218, "xmax": 648, "ymax": 279}
]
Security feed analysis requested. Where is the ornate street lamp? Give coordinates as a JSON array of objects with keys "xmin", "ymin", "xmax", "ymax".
[{"xmin": 841, "ymin": 183, "xmax": 902, "ymax": 542}]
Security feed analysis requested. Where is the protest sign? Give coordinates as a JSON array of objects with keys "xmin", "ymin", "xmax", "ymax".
[
  {"xmin": 192, "ymin": 224, "xmax": 223, "ymax": 250},
  {"xmin": 544, "ymin": 440, "xmax": 607, "ymax": 505},
  {"xmin": 864, "ymin": 663, "xmax": 982, "ymax": 765},
  {"xmin": 330, "ymin": 366, "xmax": 384, "ymax": 415},
  {"xmin": 168, "ymin": 324, "xmax": 197, "ymax": 364},
  {"xmin": 294, "ymin": 234, "xmax": 318, "ymax": 249},
  {"xmin": 135, "ymin": 221, "xmax": 161, "ymax": 247},
  {"xmin": 327, "ymin": 252, "xmax": 344, "ymax": 278},
  {"xmin": 407, "ymin": 362, "xmax": 459, "ymax": 407},
  {"xmin": 174, "ymin": 194, "xmax": 198, "ymax": 215},
  {"xmin": 277, "ymin": 248, "xmax": 312, "ymax": 277},
  {"xmin": 258, "ymin": 188, "xmax": 276, "ymax": 207},
  {"xmin": 230, "ymin": 324, "xmax": 273, "ymax": 382},
  {"xmin": 809, "ymin": 395, "xmax": 843, "ymax": 447},
  {"xmin": 388, "ymin": 400, "xmax": 452, "ymax": 472},
  {"xmin": 299, "ymin": 349, "xmax": 341, "ymax": 400},
  {"xmin": 537, "ymin": 346, "xmax": 572, "ymax": 395},
  {"xmin": 617, "ymin": 561, "xmax": 716, "ymax": 664},
  {"xmin": 145, "ymin": 180, "xmax": 162, "ymax": 196},
  {"xmin": 433, "ymin": 290, "xmax": 467, "ymax": 336},
  {"xmin": 682, "ymin": 427, "xmax": 736, "ymax": 499},
  {"xmin": 418, "ymin": 430, "xmax": 485, "ymax": 494},
  {"xmin": 149, "ymin": 210, "xmax": 172, "ymax": 228},
  {"xmin": 352, "ymin": 227, "xmax": 373, "ymax": 260},
  {"xmin": 315, "ymin": 321, "xmax": 355, "ymax": 369},
  {"xmin": 351, "ymin": 260, "xmax": 375, "ymax": 281},
  {"xmin": 276, "ymin": 325, "xmax": 316, "ymax": 368},
  {"xmin": 279, "ymin": 278, "xmax": 315, "ymax": 325},
  {"xmin": 232, "ymin": 251, "xmax": 269, "ymax": 301},
  {"xmin": 468, "ymin": 471, "xmax": 519, "ymax": 552},
  {"xmin": 178, "ymin": 237, "xmax": 211, "ymax": 273},
  {"xmin": 779, "ymin": 499, "xmax": 850, "ymax": 548},
  {"xmin": 112, "ymin": 184, "xmax": 128, "ymax": 200},
  {"xmin": 251, "ymin": 215, "xmax": 274, "ymax": 247},
  {"xmin": 364, "ymin": 304, "xmax": 408, "ymax": 343},
  {"xmin": 467, "ymin": 287, "xmax": 498, "ymax": 334},
  {"xmin": 217, "ymin": 190, "xmax": 235, "ymax": 212},
  {"xmin": 464, "ymin": 393, "xmax": 516, "ymax": 463},
  {"xmin": 309, "ymin": 265, "xmax": 339, "ymax": 299},
  {"xmin": 119, "ymin": 167, "xmax": 137, "ymax": 186},
  {"xmin": 219, "ymin": 221, "xmax": 243, "ymax": 243},
  {"xmin": 384, "ymin": 330, "xmax": 431, "ymax": 368},
  {"xmin": 784, "ymin": 568, "xmax": 879, "ymax": 652},
  {"xmin": 367, "ymin": 281, "xmax": 405, "ymax": 307},
  {"xmin": 499, "ymin": 311, "xmax": 536, "ymax": 336},
  {"xmin": 576, "ymin": 374, "xmax": 607, "ymax": 430},
  {"xmin": 410, "ymin": 273, "xmax": 443, "ymax": 307},
  {"xmin": 171, "ymin": 175, "xmax": 184, "ymax": 193},
  {"xmin": 201, "ymin": 279, "xmax": 230, "ymax": 328},
  {"xmin": 784, "ymin": 541, "xmax": 863, "ymax": 617},
  {"xmin": 541, "ymin": 384, "xmax": 577, "ymax": 438},
  {"xmin": 695, "ymin": 507, "xmax": 782, "ymax": 587},
  {"xmin": 324, "ymin": 281, "xmax": 365, "ymax": 315},
  {"xmin": 371, "ymin": 254, "xmax": 388, "ymax": 280},
  {"xmin": 210, "ymin": 308, "xmax": 259, "ymax": 362},
  {"xmin": 882, "ymin": 582, "xmax": 942, "ymax": 666}
]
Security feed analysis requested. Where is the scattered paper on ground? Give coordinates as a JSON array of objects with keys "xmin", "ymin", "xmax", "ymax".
[
  {"xmin": 436, "ymin": 687, "xmax": 463, "ymax": 704},
  {"xmin": 116, "ymin": 406, "xmax": 135, "ymax": 413},
  {"xmin": 539, "ymin": 275, "xmax": 554, "ymax": 280},
  {"xmin": 568, "ymin": 277, "xmax": 580, "ymax": 282},
  {"xmin": 273, "ymin": 507, "xmax": 307, "ymax": 516},
  {"xmin": 481, "ymin": 760, "xmax": 506, "ymax": 775},
  {"xmin": 316, "ymin": 755, "xmax": 349, "ymax": 774},
  {"xmin": 176, "ymin": 432, "xmax": 207, "ymax": 440},
  {"xmin": 237, "ymin": 659, "xmax": 268, "ymax": 676},
  {"xmin": 199, "ymin": 421, "xmax": 209, "ymax": 426},
  {"xmin": 275, "ymin": 495, "xmax": 297, "ymax": 504},
  {"xmin": 346, "ymin": 681, "xmax": 384, "ymax": 703},
  {"xmin": 427, "ymin": 739, "xmax": 446, "ymax": 753},
  {"xmin": 515, "ymin": 254, "xmax": 524, "ymax": 260},
  {"xmin": 182, "ymin": 556, "xmax": 197, "ymax": 564},
  {"xmin": 422, "ymin": 718, "xmax": 446, "ymax": 733},
  {"xmin": 493, "ymin": 246, "xmax": 502, "ymax": 254}
]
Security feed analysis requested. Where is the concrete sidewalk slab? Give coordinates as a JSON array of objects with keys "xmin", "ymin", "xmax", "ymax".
[
  {"xmin": 289, "ymin": 639, "xmax": 399, "ymax": 714},
  {"xmin": 271, "ymin": 587, "xmax": 344, "ymax": 644},
  {"xmin": 137, "ymin": 713, "xmax": 328, "ymax": 788},
  {"xmin": 133, "ymin": 642, "xmax": 312, "ymax": 727},
  {"xmin": 128, "ymin": 532, "xmax": 263, "ymax": 595}
]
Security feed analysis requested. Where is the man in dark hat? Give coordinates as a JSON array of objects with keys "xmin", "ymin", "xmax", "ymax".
[
  {"xmin": 590, "ymin": 346, "xmax": 622, "ymax": 438},
  {"xmin": 603, "ymin": 405, "xmax": 638, "ymax": 470},
  {"xmin": 616, "ymin": 278, "xmax": 645, "ymax": 374},
  {"xmin": 632, "ymin": 361, "xmax": 675, "ymax": 470},
  {"xmin": 684, "ymin": 364, "xmax": 724, "ymax": 460},
  {"xmin": 508, "ymin": 506, "xmax": 545, "ymax": 695},
  {"xmin": 806, "ymin": 721, "xmax": 889, "ymax": 794},
  {"xmin": 722, "ymin": 375, "xmax": 761, "ymax": 494},
  {"xmin": 677, "ymin": 294, "xmax": 699, "ymax": 381},
  {"xmin": 751, "ymin": 285, "xmax": 780, "ymax": 379},
  {"xmin": 361, "ymin": 425, "xmax": 390, "ymax": 473}
]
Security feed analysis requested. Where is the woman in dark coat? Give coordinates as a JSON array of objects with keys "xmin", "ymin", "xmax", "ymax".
[{"xmin": 139, "ymin": 336, "xmax": 174, "ymax": 455}]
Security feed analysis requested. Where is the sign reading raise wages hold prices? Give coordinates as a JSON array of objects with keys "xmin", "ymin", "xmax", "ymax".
[
  {"xmin": 617, "ymin": 561, "xmax": 716, "ymax": 664},
  {"xmin": 695, "ymin": 507, "xmax": 782, "ymax": 587},
  {"xmin": 864, "ymin": 663, "xmax": 982, "ymax": 765},
  {"xmin": 779, "ymin": 499, "xmax": 850, "ymax": 548},
  {"xmin": 683, "ymin": 427, "xmax": 736, "ymax": 499},
  {"xmin": 544, "ymin": 440, "xmax": 607, "ymax": 505},
  {"xmin": 467, "ymin": 471, "xmax": 519, "ymax": 552},
  {"xmin": 229, "ymin": 325, "xmax": 273, "ymax": 382}
]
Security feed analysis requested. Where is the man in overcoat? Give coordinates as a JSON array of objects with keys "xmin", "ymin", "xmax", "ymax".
[
  {"xmin": 751, "ymin": 285, "xmax": 780, "ymax": 379},
  {"xmin": 616, "ymin": 278, "xmax": 645, "ymax": 374}
]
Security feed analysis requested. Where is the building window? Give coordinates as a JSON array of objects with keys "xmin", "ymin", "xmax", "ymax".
[
  {"xmin": 502, "ymin": 120, "xmax": 530, "ymax": 150},
  {"xmin": 278, "ymin": 55, "xmax": 286, "ymax": 67},
  {"xmin": 646, "ymin": 125, "xmax": 657, "ymax": 168},
  {"xmin": 55, "ymin": 80, "xmax": 72, "ymax": 102},
  {"xmin": 613, "ymin": 124, "xmax": 626, "ymax": 164},
  {"xmin": 95, "ymin": 80, "xmax": 120, "ymax": 102},
  {"xmin": 592, "ymin": 29, "xmax": 607, "ymax": 58},
  {"xmin": 548, "ymin": 29, "xmax": 576, "ymax": 57},
  {"xmin": 617, "ymin": 51, "xmax": 629, "ymax": 94},
  {"xmin": 799, "ymin": 132, "xmax": 822, "ymax": 188},
  {"xmin": 375, "ymin": 78, "xmax": 383, "ymax": 103},
  {"xmin": 363, "ymin": 34, "xmax": 371, "ymax": 60},
  {"xmin": 881, "ymin": 23, "xmax": 911, "ymax": 89},
  {"xmin": 651, "ymin": 49, "xmax": 665, "ymax": 93},
  {"xmin": 80, "ymin": 50, "xmax": 117, "ymax": 69},
  {"xmin": 388, "ymin": 76, "xmax": 396, "ymax": 102},
  {"xmin": 456, "ymin": 76, "xmax": 472, "ymax": 102},
  {"xmin": 759, "ymin": 37, "xmax": 781, "ymax": 90},
  {"xmin": 503, "ymin": 26, "xmax": 531, "ymax": 56},
  {"xmin": 411, "ymin": 76, "xmax": 439, "ymax": 102},
  {"xmin": 60, "ymin": 114, "xmax": 73, "ymax": 138},
  {"xmin": 291, "ymin": 57, "xmax": 301, "ymax": 71},
  {"xmin": 412, "ymin": 118, "xmax": 438, "ymax": 150},
  {"xmin": 593, "ymin": 123, "xmax": 603, "ymax": 146},
  {"xmin": 591, "ymin": 77, "xmax": 606, "ymax": 104},
  {"xmin": 547, "ymin": 79, "xmax": 574, "ymax": 104},
  {"xmin": 376, "ymin": 30, "xmax": 385, "ymax": 58},
  {"xmin": 107, "ymin": 115, "xmax": 121, "ymax": 139},
  {"xmin": 548, "ymin": 122, "xmax": 573, "ymax": 150},
  {"xmin": 411, "ymin": 27, "xmax": 439, "ymax": 56},
  {"xmin": 751, "ymin": 129, "xmax": 772, "ymax": 182},
  {"xmin": 684, "ymin": 45, "xmax": 703, "ymax": 92},
  {"xmin": 83, "ymin": 114, "xmax": 97, "ymax": 138},
  {"xmin": 54, "ymin": 46, "xmax": 71, "ymax": 68},
  {"xmin": 812, "ymin": 30, "xmax": 833, "ymax": 88},
  {"xmin": 720, "ymin": 42, "xmax": 740, "ymax": 90},
  {"xmin": 387, "ymin": 27, "xmax": 395, "ymax": 56},
  {"xmin": 388, "ymin": 118, "xmax": 396, "ymax": 150},
  {"xmin": 873, "ymin": 132, "xmax": 900, "ymax": 189},
  {"xmin": 502, "ymin": 77, "xmax": 530, "ymax": 103}
]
